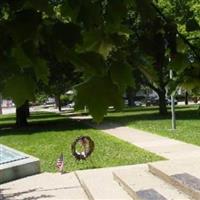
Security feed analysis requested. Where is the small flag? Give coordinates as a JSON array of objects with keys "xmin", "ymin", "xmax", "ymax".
[{"xmin": 56, "ymin": 153, "xmax": 64, "ymax": 173}]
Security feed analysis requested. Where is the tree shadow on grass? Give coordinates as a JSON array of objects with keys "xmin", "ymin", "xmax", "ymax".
[
  {"xmin": 108, "ymin": 105, "xmax": 194, "ymax": 114},
  {"xmin": 104, "ymin": 108, "xmax": 199, "ymax": 127},
  {"xmin": 0, "ymin": 113, "xmax": 90, "ymax": 137},
  {"xmin": 0, "ymin": 112, "xmax": 65, "ymax": 123},
  {"xmin": 0, "ymin": 107, "xmax": 198, "ymax": 137}
]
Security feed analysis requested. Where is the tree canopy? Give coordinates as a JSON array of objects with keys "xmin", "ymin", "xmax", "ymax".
[{"xmin": 0, "ymin": 0, "xmax": 199, "ymax": 123}]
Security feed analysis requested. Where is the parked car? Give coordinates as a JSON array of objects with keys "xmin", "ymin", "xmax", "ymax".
[
  {"xmin": 66, "ymin": 102, "xmax": 75, "ymax": 108},
  {"xmin": 124, "ymin": 96, "xmax": 144, "ymax": 107},
  {"xmin": 166, "ymin": 98, "xmax": 178, "ymax": 105},
  {"xmin": 44, "ymin": 98, "xmax": 55, "ymax": 105},
  {"xmin": 146, "ymin": 97, "xmax": 159, "ymax": 106},
  {"xmin": 146, "ymin": 97, "xmax": 177, "ymax": 106}
]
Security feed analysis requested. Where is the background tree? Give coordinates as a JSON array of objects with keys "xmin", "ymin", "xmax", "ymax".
[
  {"xmin": 124, "ymin": 3, "xmax": 175, "ymax": 115},
  {"xmin": 155, "ymin": 0, "xmax": 199, "ymax": 110},
  {"xmin": 40, "ymin": 60, "xmax": 81, "ymax": 111},
  {"xmin": 126, "ymin": 0, "xmax": 199, "ymax": 115}
]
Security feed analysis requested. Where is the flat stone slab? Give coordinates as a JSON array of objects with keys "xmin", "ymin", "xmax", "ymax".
[
  {"xmin": 137, "ymin": 189, "xmax": 167, "ymax": 200},
  {"xmin": 113, "ymin": 164, "xmax": 190, "ymax": 199},
  {"xmin": 149, "ymin": 159, "xmax": 200, "ymax": 178},
  {"xmin": 0, "ymin": 144, "xmax": 40, "ymax": 184},
  {"xmin": 76, "ymin": 167, "xmax": 132, "ymax": 200},
  {"xmin": 172, "ymin": 173, "xmax": 200, "ymax": 191},
  {"xmin": 149, "ymin": 159, "xmax": 200, "ymax": 199},
  {"xmin": 0, "ymin": 172, "xmax": 88, "ymax": 200}
]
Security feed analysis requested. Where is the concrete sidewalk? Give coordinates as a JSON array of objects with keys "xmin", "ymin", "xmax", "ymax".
[{"xmin": 90, "ymin": 121, "xmax": 200, "ymax": 160}]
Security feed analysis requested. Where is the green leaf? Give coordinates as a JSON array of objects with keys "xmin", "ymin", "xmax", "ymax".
[
  {"xmin": 167, "ymin": 78, "xmax": 180, "ymax": 95},
  {"xmin": 139, "ymin": 64, "xmax": 159, "ymax": 86},
  {"xmin": 106, "ymin": 1, "xmax": 127, "ymax": 29},
  {"xmin": 124, "ymin": 0, "xmax": 136, "ymax": 7},
  {"xmin": 53, "ymin": 22, "xmax": 81, "ymax": 48},
  {"xmin": 67, "ymin": 51, "xmax": 107, "ymax": 76},
  {"xmin": 118, "ymin": 25, "xmax": 133, "ymax": 37},
  {"xmin": 11, "ymin": 48, "xmax": 49, "ymax": 84},
  {"xmin": 105, "ymin": 23, "xmax": 132, "ymax": 37},
  {"xmin": 181, "ymin": 62, "xmax": 200, "ymax": 91},
  {"xmin": 79, "ymin": 31, "xmax": 114, "ymax": 58},
  {"xmin": 75, "ymin": 76, "xmax": 123, "ymax": 122},
  {"xmin": 182, "ymin": 77, "xmax": 200, "ymax": 91},
  {"xmin": 138, "ymin": 55, "xmax": 159, "ymax": 85},
  {"xmin": 33, "ymin": 58, "xmax": 49, "ymax": 84},
  {"xmin": 12, "ymin": 47, "xmax": 32, "ymax": 68},
  {"xmin": 79, "ymin": 52, "xmax": 107, "ymax": 76},
  {"xmin": 8, "ymin": 10, "xmax": 41, "ymax": 43},
  {"xmin": 134, "ymin": 0, "xmax": 156, "ymax": 20},
  {"xmin": 3, "ymin": 75, "xmax": 36, "ymax": 106},
  {"xmin": 169, "ymin": 53, "xmax": 189, "ymax": 72},
  {"xmin": 23, "ymin": 0, "xmax": 53, "ymax": 15},
  {"xmin": 97, "ymin": 40, "xmax": 114, "ymax": 59},
  {"xmin": 176, "ymin": 37, "xmax": 187, "ymax": 53},
  {"xmin": 60, "ymin": 1, "xmax": 80, "ymax": 21},
  {"xmin": 186, "ymin": 18, "xmax": 200, "ymax": 32},
  {"xmin": 77, "ymin": 1, "xmax": 102, "ymax": 28},
  {"xmin": 110, "ymin": 61, "xmax": 134, "ymax": 92}
]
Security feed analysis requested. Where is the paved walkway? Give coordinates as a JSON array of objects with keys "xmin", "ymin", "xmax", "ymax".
[{"xmin": 89, "ymin": 121, "xmax": 200, "ymax": 160}]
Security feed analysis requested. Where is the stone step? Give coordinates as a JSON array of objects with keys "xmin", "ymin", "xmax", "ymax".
[
  {"xmin": 0, "ymin": 172, "xmax": 88, "ymax": 200},
  {"xmin": 113, "ymin": 164, "xmax": 191, "ymax": 200},
  {"xmin": 149, "ymin": 158, "xmax": 200, "ymax": 200},
  {"xmin": 75, "ymin": 167, "xmax": 132, "ymax": 200}
]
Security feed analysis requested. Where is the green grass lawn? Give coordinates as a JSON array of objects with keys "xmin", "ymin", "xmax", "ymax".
[
  {"xmin": 105, "ymin": 105, "xmax": 200, "ymax": 146},
  {"xmin": 0, "ymin": 112, "xmax": 162, "ymax": 172}
]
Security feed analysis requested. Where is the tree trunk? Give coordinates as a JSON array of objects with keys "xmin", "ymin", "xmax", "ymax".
[
  {"xmin": 55, "ymin": 95, "xmax": 61, "ymax": 112},
  {"xmin": 193, "ymin": 97, "xmax": 198, "ymax": 104},
  {"xmin": 157, "ymin": 89, "xmax": 167, "ymax": 115},
  {"xmin": 126, "ymin": 87, "xmax": 136, "ymax": 107},
  {"xmin": 0, "ymin": 94, "xmax": 2, "ymax": 115},
  {"xmin": 185, "ymin": 91, "xmax": 188, "ymax": 105},
  {"xmin": 16, "ymin": 101, "xmax": 29, "ymax": 127},
  {"xmin": 25, "ymin": 100, "xmax": 30, "ymax": 117}
]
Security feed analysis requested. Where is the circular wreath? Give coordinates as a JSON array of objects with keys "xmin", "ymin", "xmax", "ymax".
[{"xmin": 71, "ymin": 136, "xmax": 95, "ymax": 160}]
